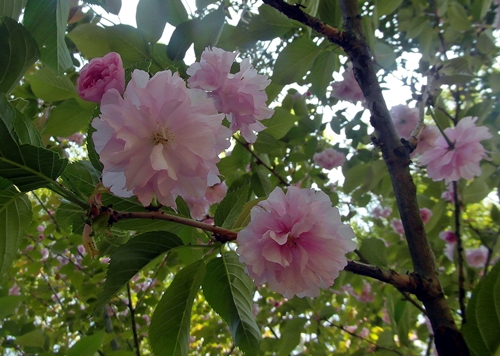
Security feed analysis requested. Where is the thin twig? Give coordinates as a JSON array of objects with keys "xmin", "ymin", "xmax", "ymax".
[
  {"xmin": 127, "ymin": 282, "xmax": 141, "ymax": 356},
  {"xmin": 453, "ymin": 181, "xmax": 466, "ymax": 324},
  {"xmin": 233, "ymin": 135, "xmax": 289, "ymax": 186},
  {"xmin": 31, "ymin": 192, "xmax": 61, "ymax": 232},
  {"xmin": 325, "ymin": 320, "xmax": 404, "ymax": 355}
]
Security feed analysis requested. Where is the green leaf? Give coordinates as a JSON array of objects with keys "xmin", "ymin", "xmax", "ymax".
[
  {"xmin": 136, "ymin": 0, "xmax": 170, "ymax": 43},
  {"xmin": 462, "ymin": 262, "xmax": 500, "ymax": 355},
  {"xmin": 202, "ymin": 253, "xmax": 260, "ymax": 355},
  {"xmin": 67, "ymin": 330, "xmax": 106, "ymax": 356},
  {"xmin": 278, "ymin": 318, "xmax": 307, "ymax": 356},
  {"xmin": 261, "ymin": 107, "xmax": 298, "ymax": 139},
  {"xmin": 471, "ymin": 0, "xmax": 493, "ymax": 20},
  {"xmin": 0, "ymin": 16, "xmax": 40, "ymax": 94},
  {"xmin": 106, "ymin": 25, "xmax": 150, "ymax": 66},
  {"xmin": 0, "ymin": 178, "xmax": 32, "ymax": 278},
  {"xmin": 61, "ymin": 161, "xmax": 101, "ymax": 199},
  {"xmin": 0, "ymin": 96, "xmax": 68, "ymax": 191},
  {"xmin": 67, "ymin": 23, "xmax": 111, "ymax": 59},
  {"xmin": 251, "ymin": 165, "xmax": 272, "ymax": 198},
  {"xmin": 448, "ymin": 3, "xmax": 471, "ymax": 31},
  {"xmin": 463, "ymin": 178, "xmax": 490, "ymax": 204},
  {"xmin": 272, "ymin": 37, "xmax": 320, "ymax": 85},
  {"xmin": 44, "ymin": 99, "xmax": 95, "ymax": 137},
  {"xmin": 214, "ymin": 185, "xmax": 250, "ymax": 229},
  {"xmin": 15, "ymin": 329, "xmax": 46, "ymax": 349},
  {"xmin": 375, "ymin": 0, "xmax": 403, "ymax": 16},
  {"xmin": 167, "ymin": 19, "xmax": 196, "ymax": 61},
  {"xmin": 95, "ymin": 231, "xmax": 184, "ymax": 311},
  {"xmin": 247, "ymin": 4, "xmax": 296, "ymax": 41},
  {"xmin": 307, "ymin": 50, "xmax": 338, "ymax": 99},
  {"xmin": 406, "ymin": 16, "xmax": 429, "ymax": 39},
  {"xmin": 342, "ymin": 163, "xmax": 370, "ymax": 194},
  {"xmin": 23, "ymin": 0, "xmax": 72, "ymax": 72},
  {"xmin": 149, "ymin": 260, "xmax": 206, "ymax": 356},
  {"xmin": 28, "ymin": 67, "xmax": 76, "ymax": 102},
  {"xmin": 0, "ymin": 0, "xmax": 27, "ymax": 20},
  {"xmin": 358, "ymin": 238, "xmax": 388, "ymax": 267},
  {"xmin": 12, "ymin": 107, "xmax": 43, "ymax": 147},
  {"xmin": 193, "ymin": 6, "xmax": 225, "ymax": 58},
  {"xmin": 0, "ymin": 295, "xmax": 24, "ymax": 318},
  {"xmin": 475, "ymin": 262, "xmax": 500, "ymax": 354}
]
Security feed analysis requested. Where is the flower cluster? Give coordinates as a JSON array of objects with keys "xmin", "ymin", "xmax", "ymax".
[
  {"xmin": 92, "ymin": 69, "xmax": 231, "ymax": 207},
  {"xmin": 187, "ymin": 47, "xmax": 274, "ymax": 143},
  {"xmin": 419, "ymin": 117, "xmax": 492, "ymax": 182},
  {"xmin": 237, "ymin": 186, "xmax": 356, "ymax": 298},
  {"xmin": 390, "ymin": 104, "xmax": 419, "ymax": 140},
  {"xmin": 330, "ymin": 63, "xmax": 364, "ymax": 103},
  {"xmin": 313, "ymin": 148, "xmax": 346, "ymax": 170}
]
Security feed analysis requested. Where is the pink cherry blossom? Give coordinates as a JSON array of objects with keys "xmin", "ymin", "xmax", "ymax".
[
  {"xmin": 187, "ymin": 47, "xmax": 273, "ymax": 143},
  {"xmin": 391, "ymin": 218, "xmax": 405, "ymax": 235},
  {"xmin": 444, "ymin": 242, "xmax": 456, "ymax": 262},
  {"xmin": 390, "ymin": 104, "xmax": 419, "ymax": 140},
  {"xmin": 185, "ymin": 182, "xmax": 228, "ymax": 220},
  {"xmin": 8, "ymin": 283, "xmax": 20, "ymax": 296},
  {"xmin": 237, "ymin": 186, "xmax": 356, "ymax": 298},
  {"xmin": 92, "ymin": 69, "xmax": 231, "ymax": 207},
  {"xmin": 185, "ymin": 196, "xmax": 210, "ymax": 220},
  {"xmin": 330, "ymin": 63, "xmax": 364, "ymax": 103},
  {"xmin": 441, "ymin": 183, "xmax": 456, "ymax": 203},
  {"xmin": 313, "ymin": 148, "xmax": 346, "ymax": 170},
  {"xmin": 77, "ymin": 52, "xmax": 125, "ymax": 103},
  {"xmin": 59, "ymin": 133, "xmax": 85, "ymax": 146},
  {"xmin": 439, "ymin": 230, "xmax": 457, "ymax": 244},
  {"xmin": 465, "ymin": 246, "xmax": 489, "ymax": 268},
  {"xmin": 411, "ymin": 125, "xmax": 440, "ymax": 157},
  {"xmin": 205, "ymin": 182, "xmax": 227, "ymax": 204},
  {"xmin": 420, "ymin": 208, "xmax": 433, "ymax": 224},
  {"xmin": 419, "ymin": 117, "xmax": 492, "ymax": 182},
  {"xmin": 373, "ymin": 206, "xmax": 392, "ymax": 219}
]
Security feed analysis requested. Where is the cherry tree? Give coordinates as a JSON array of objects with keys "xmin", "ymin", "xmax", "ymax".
[{"xmin": 0, "ymin": 0, "xmax": 499, "ymax": 355}]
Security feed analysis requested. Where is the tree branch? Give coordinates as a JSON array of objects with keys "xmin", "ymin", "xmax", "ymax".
[
  {"xmin": 262, "ymin": 1, "xmax": 470, "ymax": 354},
  {"xmin": 106, "ymin": 208, "xmax": 238, "ymax": 242}
]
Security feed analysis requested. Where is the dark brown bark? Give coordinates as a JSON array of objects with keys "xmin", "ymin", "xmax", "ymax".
[{"xmin": 262, "ymin": 1, "xmax": 470, "ymax": 355}]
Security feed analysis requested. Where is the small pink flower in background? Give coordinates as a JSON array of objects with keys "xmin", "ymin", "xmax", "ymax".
[
  {"xmin": 101, "ymin": 257, "xmax": 111, "ymax": 264},
  {"xmin": 444, "ymin": 242, "xmax": 456, "ymax": 262},
  {"xmin": 359, "ymin": 327, "xmax": 370, "ymax": 339},
  {"xmin": 441, "ymin": 183, "xmax": 456, "ymax": 203},
  {"xmin": 8, "ymin": 284, "xmax": 20, "ymax": 296},
  {"xmin": 185, "ymin": 182, "xmax": 228, "ymax": 220},
  {"xmin": 187, "ymin": 47, "xmax": 274, "ymax": 143},
  {"xmin": 465, "ymin": 246, "xmax": 489, "ymax": 268},
  {"xmin": 357, "ymin": 283, "xmax": 375, "ymax": 302},
  {"xmin": 77, "ymin": 52, "xmax": 125, "ymax": 103},
  {"xmin": 185, "ymin": 196, "xmax": 210, "ymax": 220},
  {"xmin": 313, "ymin": 148, "xmax": 346, "ymax": 170},
  {"xmin": 373, "ymin": 206, "xmax": 392, "ymax": 219},
  {"xmin": 439, "ymin": 230, "xmax": 457, "ymax": 244},
  {"xmin": 420, "ymin": 208, "xmax": 433, "ymax": 224},
  {"xmin": 391, "ymin": 218, "xmax": 404, "ymax": 235},
  {"xmin": 390, "ymin": 104, "xmax": 419, "ymax": 140},
  {"xmin": 36, "ymin": 225, "xmax": 45, "ymax": 232},
  {"xmin": 92, "ymin": 69, "xmax": 231, "ymax": 207},
  {"xmin": 344, "ymin": 325, "xmax": 358, "ymax": 333},
  {"xmin": 41, "ymin": 248, "xmax": 49, "ymax": 262},
  {"xmin": 237, "ymin": 186, "xmax": 356, "ymax": 298},
  {"xmin": 205, "ymin": 182, "xmax": 227, "ymax": 204},
  {"xmin": 330, "ymin": 63, "xmax": 364, "ymax": 103},
  {"xmin": 419, "ymin": 117, "xmax": 492, "ymax": 182},
  {"xmin": 412, "ymin": 125, "xmax": 440, "ymax": 157},
  {"xmin": 58, "ymin": 133, "xmax": 85, "ymax": 146},
  {"xmin": 381, "ymin": 309, "xmax": 391, "ymax": 324}
]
